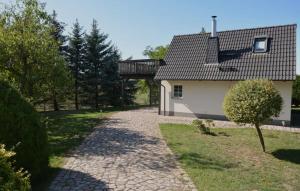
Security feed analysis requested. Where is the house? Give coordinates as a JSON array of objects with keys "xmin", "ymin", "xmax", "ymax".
[{"xmin": 154, "ymin": 16, "xmax": 296, "ymax": 126}]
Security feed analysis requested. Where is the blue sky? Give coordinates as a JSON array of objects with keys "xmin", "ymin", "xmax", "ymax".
[{"xmin": 3, "ymin": 0, "xmax": 300, "ymax": 73}]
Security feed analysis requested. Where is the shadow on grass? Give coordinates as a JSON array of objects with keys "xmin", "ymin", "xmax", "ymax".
[
  {"xmin": 32, "ymin": 167, "xmax": 108, "ymax": 191},
  {"xmin": 203, "ymin": 132, "xmax": 218, "ymax": 136},
  {"xmin": 272, "ymin": 149, "xmax": 300, "ymax": 164},
  {"xmin": 218, "ymin": 132, "xmax": 231, "ymax": 137},
  {"xmin": 200, "ymin": 131, "xmax": 230, "ymax": 137},
  {"xmin": 178, "ymin": 152, "xmax": 238, "ymax": 171}
]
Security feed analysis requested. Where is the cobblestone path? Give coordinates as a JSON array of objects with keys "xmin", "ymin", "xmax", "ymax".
[{"xmin": 49, "ymin": 108, "xmax": 197, "ymax": 191}]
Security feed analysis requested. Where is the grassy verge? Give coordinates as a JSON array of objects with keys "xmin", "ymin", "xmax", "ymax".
[
  {"xmin": 160, "ymin": 123, "xmax": 300, "ymax": 191},
  {"xmin": 33, "ymin": 106, "xmax": 147, "ymax": 191}
]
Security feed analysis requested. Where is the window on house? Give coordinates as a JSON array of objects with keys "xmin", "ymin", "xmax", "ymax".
[
  {"xmin": 173, "ymin": 85, "xmax": 183, "ymax": 98},
  {"xmin": 253, "ymin": 36, "xmax": 268, "ymax": 53}
]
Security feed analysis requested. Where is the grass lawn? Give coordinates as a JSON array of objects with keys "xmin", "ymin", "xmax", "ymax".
[
  {"xmin": 160, "ymin": 124, "xmax": 300, "ymax": 191},
  {"xmin": 32, "ymin": 107, "xmax": 128, "ymax": 191}
]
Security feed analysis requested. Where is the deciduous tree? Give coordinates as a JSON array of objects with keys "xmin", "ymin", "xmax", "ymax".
[
  {"xmin": 223, "ymin": 80, "xmax": 283, "ymax": 152},
  {"xmin": 141, "ymin": 45, "xmax": 169, "ymax": 105},
  {"xmin": 0, "ymin": 0, "xmax": 68, "ymax": 105}
]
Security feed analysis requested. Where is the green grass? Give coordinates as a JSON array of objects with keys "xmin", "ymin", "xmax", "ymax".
[
  {"xmin": 46, "ymin": 110, "xmax": 113, "ymax": 167},
  {"xmin": 160, "ymin": 124, "xmax": 300, "ymax": 191},
  {"xmin": 32, "ymin": 105, "xmax": 149, "ymax": 190},
  {"xmin": 32, "ymin": 109, "xmax": 112, "ymax": 190}
]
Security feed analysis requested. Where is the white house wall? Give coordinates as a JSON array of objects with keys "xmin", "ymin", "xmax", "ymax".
[{"xmin": 160, "ymin": 80, "xmax": 293, "ymax": 123}]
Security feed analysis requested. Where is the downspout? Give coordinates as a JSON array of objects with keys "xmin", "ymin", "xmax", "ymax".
[{"xmin": 160, "ymin": 83, "xmax": 166, "ymax": 116}]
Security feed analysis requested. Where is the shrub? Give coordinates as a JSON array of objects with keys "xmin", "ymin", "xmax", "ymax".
[
  {"xmin": 223, "ymin": 80, "xmax": 282, "ymax": 152},
  {"xmin": 204, "ymin": 119, "xmax": 215, "ymax": 129},
  {"xmin": 192, "ymin": 119, "xmax": 215, "ymax": 134},
  {"xmin": 0, "ymin": 81, "xmax": 49, "ymax": 182},
  {"xmin": 0, "ymin": 144, "xmax": 31, "ymax": 191}
]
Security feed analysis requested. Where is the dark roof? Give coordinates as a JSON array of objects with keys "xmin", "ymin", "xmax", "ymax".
[
  {"xmin": 206, "ymin": 37, "xmax": 219, "ymax": 64},
  {"xmin": 155, "ymin": 24, "xmax": 296, "ymax": 81}
]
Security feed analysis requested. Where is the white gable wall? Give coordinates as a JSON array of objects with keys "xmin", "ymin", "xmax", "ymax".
[{"xmin": 160, "ymin": 80, "xmax": 292, "ymax": 123}]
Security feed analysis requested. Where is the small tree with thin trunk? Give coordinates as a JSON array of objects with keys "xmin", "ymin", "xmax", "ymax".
[{"xmin": 223, "ymin": 80, "xmax": 283, "ymax": 152}]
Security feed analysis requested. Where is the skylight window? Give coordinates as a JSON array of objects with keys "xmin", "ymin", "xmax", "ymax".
[{"xmin": 253, "ymin": 36, "xmax": 268, "ymax": 53}]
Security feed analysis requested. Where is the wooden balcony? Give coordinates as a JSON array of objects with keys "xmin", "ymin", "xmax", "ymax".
[{"xmin": 118, "ymin": 59, "xmax": 164, "ymax": 79}]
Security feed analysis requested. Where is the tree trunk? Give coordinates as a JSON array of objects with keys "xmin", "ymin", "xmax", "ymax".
[
  {"xmin": 95, "ymin": 65, "xmax": 99, "ymax": 109},
  {"xmin": 149, "ymin": 81, "xmax": 152, "ymax": 106},
  {"xmin": 121, "ymin": 79, "xmax": 124, "ymax": 107},
  {"xmin": 75, "ymin": 78, "xmax": 79, "ymax": 110},
  {"xmin": 53, "ymin": 92, "xmax": 59, "ymax": 111},
  {"xmin": 255, "ymin": 123, "xmax": 266, "ymax": 152}
]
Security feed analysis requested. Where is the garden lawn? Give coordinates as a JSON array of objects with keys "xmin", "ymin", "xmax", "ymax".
[
  {"xmin": 160, "ymin": 123, "xmax": 300, "ymax": 191},
  {"xmin": 33, "ymin": 109, "xmax": 114, "ymax": 191}
]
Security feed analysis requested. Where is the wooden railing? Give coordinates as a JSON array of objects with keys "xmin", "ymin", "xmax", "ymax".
[{"xmin": 118, "ymin": 59, "xmax": 163, "ymax": 78}]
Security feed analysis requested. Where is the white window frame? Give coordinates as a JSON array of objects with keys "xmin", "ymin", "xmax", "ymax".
[{"xmin": 173, "ymin": 85, "xmax": 183, "ymax": 99}]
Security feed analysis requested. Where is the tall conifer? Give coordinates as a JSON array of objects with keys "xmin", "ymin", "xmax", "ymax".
[{"xmin": 68, "ymin": 20, "xmax": 85, "ymax": 110}]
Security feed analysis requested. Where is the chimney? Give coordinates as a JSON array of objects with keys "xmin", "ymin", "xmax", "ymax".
[
  {"xmin": 211, "ymin": 16, "xmax": 217, "ymax": 37},
  {"xmin": 206, "ymin": 16, "xmax": 219, "ymax": 64}
]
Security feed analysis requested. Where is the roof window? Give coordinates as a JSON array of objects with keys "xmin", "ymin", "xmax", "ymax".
[{"xmin": 253, "ymin": 36, "xmax": 268, "ymax": 53}]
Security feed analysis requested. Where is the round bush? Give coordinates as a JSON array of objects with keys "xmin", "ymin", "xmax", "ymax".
[
  {"xmin": 0, "ymin": 81, "xmax": 49, "ymax": 182},
  {"xmin": 223, "ymin": 80, "xmax": 282, "ymax": 125},
  {"xmin": 223, "ymin": 80, "xmax": 283, "ymax": 152},
  {"xmin": 0, "ymin": 144, "xmax": 31, "ymax": 191}
]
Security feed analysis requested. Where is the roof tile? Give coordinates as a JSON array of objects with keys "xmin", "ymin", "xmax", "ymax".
[{"xmin": 155, "ymin": 24, "xmax": 296, "ymax": 81}]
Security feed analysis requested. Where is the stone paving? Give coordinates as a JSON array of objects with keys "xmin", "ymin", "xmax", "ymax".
[{"xmin": 49, "ymin": 108, "xmax": 197, "ymax": 191}]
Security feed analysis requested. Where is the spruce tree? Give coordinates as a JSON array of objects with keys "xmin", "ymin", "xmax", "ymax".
[
  {"xmin": 68, "ymin": 19, "xmax": 85, "ymax": 110},
  {"xmin": 84, "ymin": 19, "xmax": 113, "ymax": 108},
  {"xmin": 51, "ymin": 10, "xmax": 67, "ymax": 55},
  {"xmin": 83, "ymin": 19, "xmax": 137, "ymax": 108},
  {"xmin": 101, "ymin": 48, "xmax": 122, "ymax": 106},
  {"xmin": 50, "ymin": 10, "xmax": 69, "ymax": 111}
]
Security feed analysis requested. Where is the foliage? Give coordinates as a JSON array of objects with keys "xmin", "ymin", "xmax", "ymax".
[
  {"xmin": 0, "ymin": 144, "xmax": 31, "ymax": 191},
  {"xmin": 47, "ymin": 10, "xmax": 72, "ymax": 111},
  {"xmin": 192, "ymin": 119, "xmax": 215, "ymax": 134},
  {"xmin": 223, "ymin": 79, "xmax": 283, "ymax": 152},
  {"xmin": 0, "ymin": 81, "xmax": 49, "ymax": 182},
  {"xmin": 50, "ymin": 10, "xmax": 67, "ymax": 56},
  {"xmin": 45, "ymin": 60, "xmax": 73, "ymax": 111},
  {"xmin": 122, "ymin": 79, "xmax": 138, "ymax": 105},
  {"xmin": 67, "ymin": 19, "xmax": 86, "ymax": 110},
  {"xmin": 101, "ymin": 48, "xmax": 123, "ymax": 106},
  {"xmin": 139, "ymin": 45, "xmax": 168, "ymax": 105},
  {"xmin": 292, "ymin": 75, "xmax": 300, "ymax": 106},
  {"xmin": 160, "ymin": 124, "xmax": 300, "ymax": 191},
  {"xmin": 143, "ymin": 45, "xmax": 169, "ymax": 60},
  {"xmin": 200, "ymin": 27, "xmax": 206, "ymax": 33},
  {"xmin": 83, "ymin": 20, "xmax": 122, "ymax": 108},
  {"xmin": 0, "ymin": 0, "xmax": 68, "ymax": 105}
]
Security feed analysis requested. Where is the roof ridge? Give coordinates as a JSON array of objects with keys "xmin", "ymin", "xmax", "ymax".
[{"xmin": 174, "ymin": 23, "xmax": 297, "ymax": 38}]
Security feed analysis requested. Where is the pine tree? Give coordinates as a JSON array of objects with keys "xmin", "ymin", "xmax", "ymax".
[
  {"xmin": 51, "ymin": 10, "xmax": 68, "ymax": 57},
  {"xmin": 201, "ymin": 27, "xmax": 206, "ymax": 34},
  {"xmin": 50, "ymin": 10, "xmax": 69, "ymax": 111},
  {"xmin": 84, "ymin": 19, "xmax": 113, "ymax": 108},
  {"xmin": 68, "ymin": 19, "xmax": 85, "ymax": 110},
  {"xmin": 84, "ymin": 19, "xmax": 137, "ymax": 108},
  {"xmin": 101, "ymin": 48, "xmax": 122, "ymax": 106}
]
